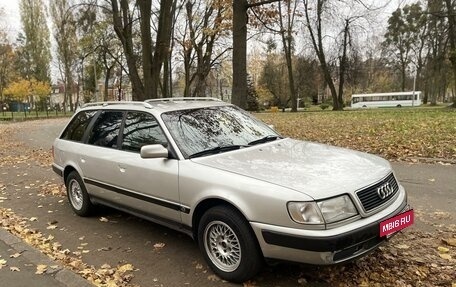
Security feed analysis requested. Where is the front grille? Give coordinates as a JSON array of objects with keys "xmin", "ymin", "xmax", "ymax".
[{"xmin": 356, "ymin": 173, "xmax": 399, "ymax": 212}]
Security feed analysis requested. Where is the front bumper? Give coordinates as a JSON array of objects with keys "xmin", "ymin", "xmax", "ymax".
[{"xmin": 250, "ymin": 189, "xmax": 409, "ymax": 265}]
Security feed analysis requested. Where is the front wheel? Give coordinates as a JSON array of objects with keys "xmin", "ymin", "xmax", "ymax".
[
  {"xmin": 198, "ymin": 206, "xmax": 263, "ymax": 283},
  {"xmin": 65, "ymin": 171, "xmax": 93, "ymax": 217}
]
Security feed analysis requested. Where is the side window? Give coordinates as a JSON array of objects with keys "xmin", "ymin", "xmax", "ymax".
[
  {"xmin": 122, "ymin": 112, "xmax": 168, "ymax": 153},
  {"xmin": 61, "ymin": 110, "xmax": 97, "ymax": 142},
  {"xmin": 88, "ymin": 111, "xmax": 123, "ymax": 148}
]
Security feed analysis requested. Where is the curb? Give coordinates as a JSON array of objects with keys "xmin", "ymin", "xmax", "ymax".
[{"xmin": 0, "ymin": 227, "xmax": 94, "ymax": 287}]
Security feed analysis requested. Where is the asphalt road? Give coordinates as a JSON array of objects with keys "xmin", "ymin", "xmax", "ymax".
[{"xmin": 1, "ymin": 118, "xmax": 455, "ymax": 286}]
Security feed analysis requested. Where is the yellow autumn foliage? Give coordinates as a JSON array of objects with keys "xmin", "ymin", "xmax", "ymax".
[{"xmin": 4, "ymin": 78, "xmax": 51, "ymax": 101}]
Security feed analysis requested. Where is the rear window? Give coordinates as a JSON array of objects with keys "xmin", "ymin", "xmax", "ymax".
[
  {"xmin": 61, "ymin": 110, "xmax": 97, "ymax": 142},
  {"xmin": 88, "ymin": 111, "xmax": 124, "ymax": 149}
]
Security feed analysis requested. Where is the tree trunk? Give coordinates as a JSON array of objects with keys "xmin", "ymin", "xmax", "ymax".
[
  {"xmin": 111, "ymin": 0, "xmax": 145, "ymax": 100},
  {"xmin": 104, "ymin": 65, "xmax": 113, "ymax": 101},
  {"xmin": 279, "ymin": 1, "xmax": 297, "ymax": 112},
  {"xmin": 304, "ymin": 0, "xmax": 341, "ymax": 110},
  {"xmin": 337, "ymin": 19, "xmax": 350, "ymax": 110},
  {"xmin": 138, "ymin": 0, "xmax": 153, "ymax": 99},
  {"xmin": 445, "ymin": 0, "xmax": 456, "ymax": 107},
  {"xmin": 232, "ymin": 0, "xmax": 248, "ymax": 109},
  {"xmin": 151, "ymin": 0, "xmax": 174, "ymax": 99}
]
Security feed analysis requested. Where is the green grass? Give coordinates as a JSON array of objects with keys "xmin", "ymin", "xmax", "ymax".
[{"xmin": 255, "ymin": 106, "xmax": 456, "ymax": 162}]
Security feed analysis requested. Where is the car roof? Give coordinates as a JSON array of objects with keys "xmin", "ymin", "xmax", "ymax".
[{"xmin": 78, "ymin": 97, "xmax": 231, "ymax": 114}]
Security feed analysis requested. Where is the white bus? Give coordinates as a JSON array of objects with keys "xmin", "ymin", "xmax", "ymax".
[{"xmin": 351, "ymin": 91, "xmax": 422, "ymax": 108}]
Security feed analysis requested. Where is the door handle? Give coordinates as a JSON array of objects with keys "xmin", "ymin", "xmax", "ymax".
[
  {"xmin": 118, "ymin": 165, "xmax": 126, "ymax": 173},
  {"xmin": 80, "ymin": 158, "xmax": 86, "ymax": 164}
]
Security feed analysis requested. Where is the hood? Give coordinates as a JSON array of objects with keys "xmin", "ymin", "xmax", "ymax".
[{"xmin": 193, "ymin": 139, "xmax": 392, "ymax": 200}]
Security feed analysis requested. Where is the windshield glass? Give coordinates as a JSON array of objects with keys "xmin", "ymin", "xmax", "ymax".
[{"xmin": 161, "ymin": 105, "xmax": 279, "ymax": 158}]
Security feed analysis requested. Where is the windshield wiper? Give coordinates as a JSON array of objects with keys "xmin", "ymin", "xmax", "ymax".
[
  {"xmin": 189, "ymin": 145, "xmax": 248, "ymax": 159},
  {"xmin": 248, "ymin": 135, "xmax": 282, "ymax": 146}
]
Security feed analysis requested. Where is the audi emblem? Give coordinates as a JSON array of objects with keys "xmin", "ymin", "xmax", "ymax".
[{"xmin": 377, "ymin": 182, "xmax": 393, "ymax": 199}]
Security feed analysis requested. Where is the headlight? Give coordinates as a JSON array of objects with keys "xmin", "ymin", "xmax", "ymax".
[
  {"xmin": 317, "ymin": 195, "xmax": 358, "ymax": 224},
  {"xmin": 288, "ymin": 195, "xmax": 358, "ymax": 225},
  {"xmin": 287, "ymin": 202, "xmax": 324, "ymax": 224}
]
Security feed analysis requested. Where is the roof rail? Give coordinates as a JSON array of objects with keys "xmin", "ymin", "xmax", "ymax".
[
  {"xmin": 82, "ymin": 101, "xmax": 153, "ymax": 109},
  {"xmin": 145, "ymin": 97, "xmax": 222, "ymax": 103}
]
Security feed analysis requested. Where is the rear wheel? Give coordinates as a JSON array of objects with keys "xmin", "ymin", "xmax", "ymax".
[
  {"xmin": 65, "ymin": 171, "xmax": 93, "ymax": 216},
  {"xmin": 198, "ymin": 206, "xmax": 263, "ymax": 283}
]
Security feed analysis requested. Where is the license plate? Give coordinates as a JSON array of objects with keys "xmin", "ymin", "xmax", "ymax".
[{"xmin": 379, "ymin": 209, "xmax": 414, "ymax": 237}]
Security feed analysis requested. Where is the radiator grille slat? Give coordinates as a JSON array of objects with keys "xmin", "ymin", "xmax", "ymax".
[{"xmin": 356, "ymin": 173, "xmax": 399, "ymax": 212}]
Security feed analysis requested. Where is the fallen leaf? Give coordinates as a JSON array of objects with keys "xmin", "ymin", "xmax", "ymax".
[
  {"xmin": 29, "ymin": 217, "xmax": 38, "ymax": 222},
  {"xmin": 153, "ymin": 242, "xmax": 165, "ymax": 249},
  {"xmin": 0, "ymin": 259, "xmax": 7, "ymax": 269},
  {"xmin": 395, "ymin": 244, "xmax": 410, "ymax": 249},
  {"xmin": 46, "ymin": 225, "xmax": 57, "ymax": 230},
  {"xmin": 99, "ymin": 217, "xmax": 109, "ymax": 222},
  {"xmin": 10, "ymin": 266, "xmax": 20, "ymax": 272},
  {"xmin": 437, "ymin": 246, "xmax": 449, "ymax": 253},
  {"xmin": 9, "ymin": 253, "xmax": 21, "ymax": 258},
  {"xmin": 439, "ymin": 253, "xmax": 452, "ymax": 260},
  {"xmin": 36, "ymin": 264, "xmax": 47, "ymax": 274},
  {"xmin": 117, "ymin": 264, "xmax": 134, "ymax": 273}
]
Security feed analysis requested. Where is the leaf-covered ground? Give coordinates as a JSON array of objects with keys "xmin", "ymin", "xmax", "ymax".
[{"xmin": 256, "ymin": 108, "xmax": 456, "ymax": 163}]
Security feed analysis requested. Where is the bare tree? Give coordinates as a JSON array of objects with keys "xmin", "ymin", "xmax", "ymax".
[
  {"xmin": 51, "ymin": 0, "xmax": 78, "ymax": 111},
  {"xmin": 179, "ymin": 0, "xmax": 231, "ymax": 97},
  {"xmin": 303, "ymin": 0, "xmax": 376, "ymax": 110},
  {"xmin": 109, "ymin": 0, "xmax": 176, "ymax": 100},
  {"xmin": 232, "ymin": 0, "xmax": 280, "ymax": 109}
]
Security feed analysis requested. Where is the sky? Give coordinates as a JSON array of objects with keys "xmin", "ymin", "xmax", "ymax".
[{"xmin": 0, "ymin": 0, "xmax": 21, "ymax": 42}]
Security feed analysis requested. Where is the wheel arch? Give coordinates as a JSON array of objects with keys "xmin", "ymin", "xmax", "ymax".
[
  {"xmin": 63, "ymin": 165, "xmax": 79, "ymax": 185},
  {"xmin": 191, "ymin": 198, "xmax": 250, "ymax": 240}
]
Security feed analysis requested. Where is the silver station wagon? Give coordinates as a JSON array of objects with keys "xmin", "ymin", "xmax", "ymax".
[{"xmin": 52, "ymin": 98, "xmax": 412, "ymax": 282}]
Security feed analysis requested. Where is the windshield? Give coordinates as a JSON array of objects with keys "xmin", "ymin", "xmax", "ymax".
[{"xmin": 161, "ymin": 105, "xmax": 280, "ymax": 159}]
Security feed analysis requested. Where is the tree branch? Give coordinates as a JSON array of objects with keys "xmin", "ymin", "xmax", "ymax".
[{"xmin": 247, "ymin": 0, "xmax": 280, "ymax": 9}]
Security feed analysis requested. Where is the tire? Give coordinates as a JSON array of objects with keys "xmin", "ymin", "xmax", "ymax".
[
  {"xmin": 65, "ymin": 171, "xmax": 93, "ymax": 217},
  {"xmin": 396, "ymin": 104, "xmax": 402, "ymax": 108},
  {"xmin": 197, "ymin": 205, "xmax": 263, "ymax": 283}
]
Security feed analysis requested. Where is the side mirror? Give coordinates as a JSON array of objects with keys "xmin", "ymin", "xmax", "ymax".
[{"xmin": 140, "ymin": 144, "xmax": 169, "ymax": 159}]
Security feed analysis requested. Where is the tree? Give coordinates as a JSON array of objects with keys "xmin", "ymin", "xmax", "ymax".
[
  {"xmin": 50, "ymin": 0, "xmax": 79, "ymax": 111},
  {"xmin": 109, "ymin": 0, "xmax": 176, "ymax": 100},
  {"xmin": 179, "ymin": 0, "xmax": 231, "ymax": 97},
  {"xmin": 303, "ymin": 0, "xmax": 375, "ymax": 110},
  {"xmin": 19, "ymin": 0, "xmax": 51, "ymax": 83},
  {"xmin": 444, "ymin": 0, "xmax": 456, "ymax": 107},
  {"xmin": 426, "ymin": 0, "xmax": 449, "ymax": 106},
  {"xmin": 0, "ymin": 43, "xmax": 16, "ymax": 108},
  {"xmin": 259, "ymin": 48, "xmax": 289, "ymax": 108},
  {"xmin": 249, "ymin": 0, "xmax": 299, "ymax": 111},
  {"xmin": 383, "ymin": 3, "xmax": 427, "ymax": 92},
  {"xmin": 232, "ymin": 0, "xmax": 280, "ymax": 109},
  {"xmin": 278, "ymin": 0, "xmax": 298, "ymax": 111},
  {"xmin": 4, "ymin": 78, "xmax": 50, "ymax": 107}
]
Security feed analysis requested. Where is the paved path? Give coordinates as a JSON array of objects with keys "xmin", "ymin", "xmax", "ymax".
[{"xmin": 0, "ymin": 229, "xmax": 92, "ymax": 287}]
